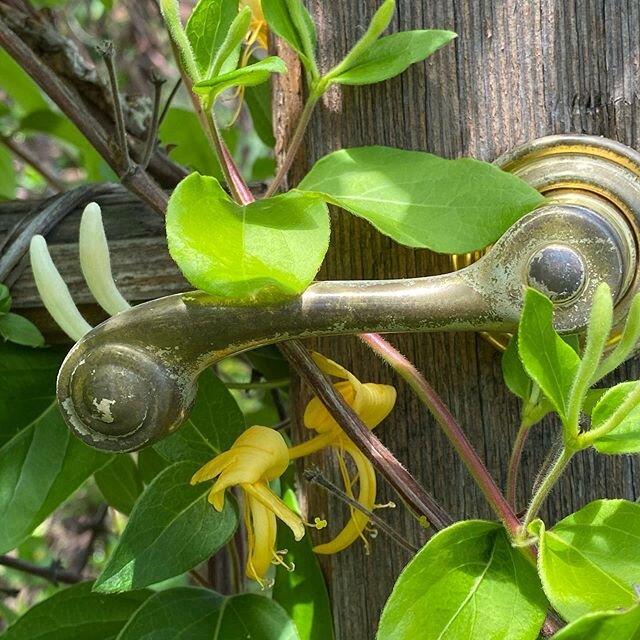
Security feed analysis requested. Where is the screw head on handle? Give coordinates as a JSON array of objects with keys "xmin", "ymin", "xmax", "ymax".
[{"xmin": 527, "ymin": 244, "xmax": 587, "ymax": 303}]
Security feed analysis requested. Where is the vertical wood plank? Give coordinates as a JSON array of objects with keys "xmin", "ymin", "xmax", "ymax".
[{"xmin": 277, "ymin": 1, "xmax": 640, "ymax": 637}]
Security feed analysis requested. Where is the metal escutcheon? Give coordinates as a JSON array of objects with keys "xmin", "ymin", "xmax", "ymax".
[{"xmin": 57, "ymin": 134, "xmax": 640, "ymax": 452}]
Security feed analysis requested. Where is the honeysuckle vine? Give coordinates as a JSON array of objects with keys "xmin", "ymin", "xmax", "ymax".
[{"xmin": 6, "ymin": 0, "xmax": 640, "ymax": 638}]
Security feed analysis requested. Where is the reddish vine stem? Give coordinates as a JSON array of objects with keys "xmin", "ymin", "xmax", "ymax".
[
  {"xmin": 506, "ymin": 418, "xmax": 533, "ymax": 508},
  {"xmin": 360, "ymin": 333, "xmax": 522, "ymax": 537},
  {"xmin": 278, "ymin": 339, "xmax": 453, "ymax": 531}
]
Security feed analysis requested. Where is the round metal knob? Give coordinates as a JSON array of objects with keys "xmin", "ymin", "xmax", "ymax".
[{"xmin": 527, "ymin": 244, "xmax": 587, "ymax": 302}]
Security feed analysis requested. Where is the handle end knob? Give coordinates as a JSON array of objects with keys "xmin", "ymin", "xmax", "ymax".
[{"xmin": 57, "ymin": 341, "xmax": 197, "ymax": 452}]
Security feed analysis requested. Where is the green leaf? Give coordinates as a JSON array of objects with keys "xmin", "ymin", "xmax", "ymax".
[
  {"xmin": 378, "ymin": 520, "xmax": 547, "ymax": 640},
  {"xmin": 531, "ymin": 499, "xmax": 640, "ymax": 621},
  {"xmin": 0, "ymin": 600, "xmax": 18, "ymax": 626},
  {"xmin": 94, "ymin": 454, "xmax": 144, "ymax": 515},
  {"xmin": 117, "ymin": 588, "xmax": 301, "ymax": 640},
  {"xmin": 29, "ymin": 0, "xmax": 68, "ymax": 6},
  {"xmin": 0, "ymin": 312, "xmax": 45, "ymax": 347},
  {"xmin": 246, "ymin": 345, "xmax": 291, "ymax": 381},
  {"xmin": 262, "ymin": 0, "xmax": 317, "ymax": 75},
  {"xmin": 21, "ymin": 109, "xmax": 114, "ymax": 182},
  {"xmin": 208, "ymin": 6, "xmax": 251, "ymax": 77},
  {"xmin": 137, "ymin": 447, "xmax": 171, "ymax": 485},
  {"xmin": 0, "ymin": 404, "xmax": 110, "ymax": 554},
  {"xmin": 0, "ymin": 342, "xmax": 67, "ymax": 447},
  {"xmin": 167, "ymin": 173, "xmax": 330, "ymax": 301},
  {"xmin": 154, "ymin": 369, "xmax": 245, "ymax": 465},
  {"xmin": 94, "ymin": 461, "xmax": 237, "ymax": 592},
  {"xmin": 298, "ymin": 146, "xmax": 544, "ymax": 253},
  {"xmin": 582, "ymin": 388, "xmax": 607, "ymax": 416},
  {"xmin": 323, "ymin": 0, "xmax": 395, "ymax": 86},
  {"xmin": 502, "ymin": 334, "xmax": 531, "ymax": 401},
  {"xmin": 328, "ymin": 30, "xmax": 456, "ymax": 86},
  {"xmin": 159, "ymin": 107, "xmax": 230, "ymax": 179},
  {"xmin": 518, "ymin": 288, "xmax": 581, "ymax": 421},
  {"xmin": 3, "ymin": 583, "xmax": 151, "ymax": 640},
  {"xmin": 590, "ymin": 381, "xmax": 640, "ymax": 454},
  {"xmin": 552, "ymin": 604, "xmax": 640, "ymax": 639},
  {"xmin": 273, "ymin": 479, "xmax": 334, "ymax": 640},
  {"xmin": 565, "ymin": 283, "xmax": 613, "ymax": 431},
  {"xmin": 194, "ymin": 56, "xmax": 287, "ymax": 99},
  {"xmin": 185, "ymin": 0, "xmax": 239, "ymax": 78},
  {"xmin": 0, "ymin": 145, "xmax": 16, "ymax": 200},
  {"xmin": 0, "ymin": 284, "xmax": 11, "ymax": 312},
  {"xmin": 160, "ymin": 0, "xmax": 201, "ymax": 81},
  {"xmin": 245, "ymin": 82, "xmax": 275, "ymax": 147},
  {"xmin": 0, "ymin": 50, "xmax": 47, "ymax": 114}
]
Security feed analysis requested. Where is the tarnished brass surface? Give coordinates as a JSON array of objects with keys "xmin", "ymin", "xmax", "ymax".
[
  {"xmin": 57, "ymin": 134, "xmax": 640, "ymax": 452},
  {"xmin": 452, "ymin": 134, "xmax": 640, "ymax": 349}
]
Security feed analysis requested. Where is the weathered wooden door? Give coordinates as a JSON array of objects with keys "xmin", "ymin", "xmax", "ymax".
[{"xmin": 276, "ymin": 2, "xmax": 640, "ymax": 637}]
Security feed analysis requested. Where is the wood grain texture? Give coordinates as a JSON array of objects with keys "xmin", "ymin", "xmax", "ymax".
[
  {"xmin": 277, "ymin": 2, "xmax": 640, "ymax": 638},
  {"xmin": 0, "ymin": 191, "xmax": 188, "ymax": 340}
]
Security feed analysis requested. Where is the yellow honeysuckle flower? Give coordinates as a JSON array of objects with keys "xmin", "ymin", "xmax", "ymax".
[
  {"xmin": 191, "ymin": 425, "xmax": 305, "ymax": 585},
  {"xmin": 227, "ymin": 0, "xmax": 269, "ymax": 125},
  {"xmin": 240, "ymin": 0, "xmax": 268, "ymax": 51},
  {"xmin": 288, "ymin": 353, "xmax": 397, "ymax": 555}
]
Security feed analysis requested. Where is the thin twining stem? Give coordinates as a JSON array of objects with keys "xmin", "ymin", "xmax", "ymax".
[
  {"xmin": 304, "ymin": 466, "xmax": 420, "ymax": 554},
  {"xmin": 278, "ymin": 339, "xmax": 453, "ymax": 532},
  {"xmin": 360, "ymin": 333, "xmax": 522, "ymax": 537}
]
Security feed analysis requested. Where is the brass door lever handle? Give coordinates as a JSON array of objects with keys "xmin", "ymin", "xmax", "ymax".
[{"xmin": 57, "ymin": 135, "xmax": 640, "ymax": 452}]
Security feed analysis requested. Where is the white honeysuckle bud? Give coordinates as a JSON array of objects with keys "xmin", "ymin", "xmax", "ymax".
[
  {"xmin": 79, "ymin": 202, "xmax": 130, "ymax": 315},
  {"xmin": 29, "ymin": 235, "xmax": 93, "ymax": 342}
]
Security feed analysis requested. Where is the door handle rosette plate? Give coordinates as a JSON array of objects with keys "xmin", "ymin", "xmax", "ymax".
[
  {"xmin": 452, "ymin": 134, "xmax": 640, "ymax": 348},
  {"xmin": 57, "ymin": 134, "xmax": 640, "ymax": 452}
]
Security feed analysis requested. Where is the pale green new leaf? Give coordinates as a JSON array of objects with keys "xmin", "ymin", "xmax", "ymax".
[
  {"xmin": 590, "ymin": 381, "xmax": 640, "ymax": 454},
  {"xmin": 378, "ymin": 520, "xmax": 547, "ymax": 640},
  {"xmin": 208, "ymin": 7, "xmax": 251, "ymax": 77},
  {"xmin": 518, "ymin": 288, "xmax": 581, "ymax": 421},
  {"xmin": 262, "ymin": 0, "xmax": 317, "ymax": 75},
  {"xmin": 94, "ymin": 462, "xmax": 237, "ymax": 592},
  {"xmin": 193, "ymin": 56, "xmax": 287, "ymax": 99},
  {"xmin": 596, "ymin": 292, "xmax": 640, "ymax": 380},
  {"xmin": 117, "ymin": 588, "xmax": 301, "ymax": 640},
  {"xmin": 185, "ymin": 0, "xmax": 239, "ymax": 78},
  {"xmin": 502, "ymin": 334, "xmax": 531, "ymax": 401},
  {"xmin": 0, "ymin": 312, "xmax": 45, "ymax": 347},
  {"xmin": 328, "ymin": 30, "xmax": 456, "ymax": 86},
  {"xmin": 166, "ymin": 173, "xmax": 330, "ymax": 302},
  {"xmin": 0, "ymin": 404, "xmax": 110, "ymax": 554},
  {"xmin": 298, "ymin": 146, "xmax": 544, "ymax": 253},
  {"xmin": 326, "ymin": 0, "xmax": 395, "ymax": 81},
  {"xmin": 154, "ymin": 369, "xmax": 245, "ymax": 465},
  {"xmin": 502, "ymin": 334, "xmax": 552, "ymax": 424},
  {"xmin": 552, "ymin": 605, "xmax": 640, "ymax": 639},
  {"xmin": 531, "ymin": 499, "xmax": 640, "ymax": 621},
  {"xmin": 3, "ymin": 583, "xmax": 151, "ymax": 640}
]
